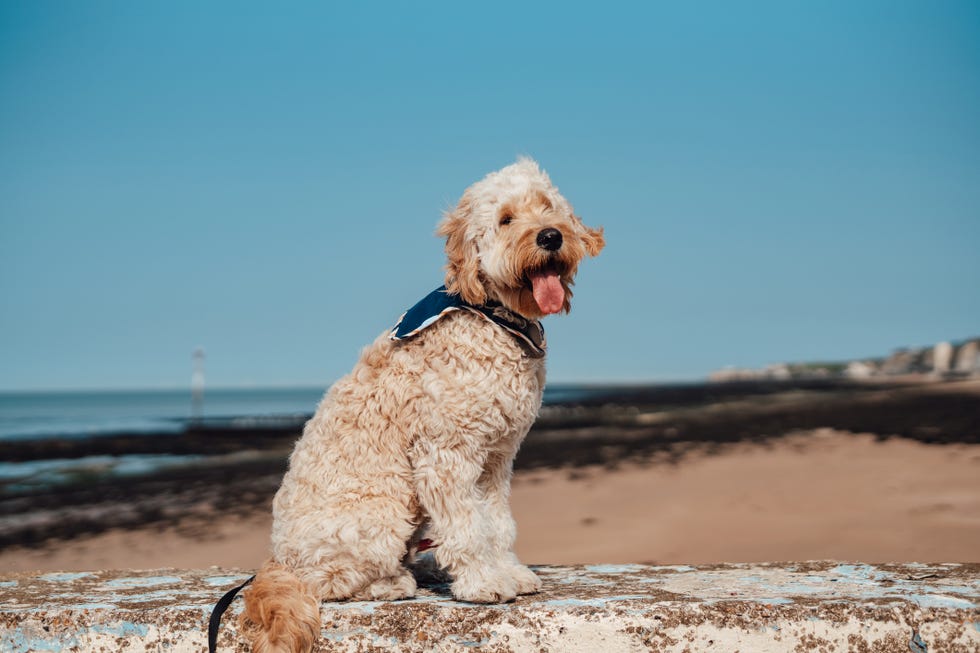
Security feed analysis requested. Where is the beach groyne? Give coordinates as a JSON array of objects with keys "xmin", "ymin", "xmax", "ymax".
[{"xmin": 2, "ymin": 562, "xmax": 978, "ymax": 652}]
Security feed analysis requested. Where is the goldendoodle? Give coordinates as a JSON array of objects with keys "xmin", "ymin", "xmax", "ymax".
[{"xmin": 240, "ymin": 157, "xmax": 604, "ymax": 652}]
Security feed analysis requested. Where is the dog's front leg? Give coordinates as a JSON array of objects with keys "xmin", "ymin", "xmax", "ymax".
[
  {"xmin": 480, "ymin": 448, "xmax": 542, "ymax": 596},
  {"xmin": 410, "ymin": 438, "xmax": 518, "ymax": 603}
]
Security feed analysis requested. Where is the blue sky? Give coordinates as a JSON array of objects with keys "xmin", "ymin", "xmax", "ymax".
[{"xmin": 1, "ymin": 1, "xmax": 978, "ymax": 391}]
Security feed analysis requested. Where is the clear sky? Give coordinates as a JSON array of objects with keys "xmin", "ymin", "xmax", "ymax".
[{"xmin": 1, "ymin": 1, "xmax": 978, "ymax": 391}]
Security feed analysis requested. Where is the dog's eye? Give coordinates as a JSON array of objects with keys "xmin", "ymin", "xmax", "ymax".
[{"xmin": 499, "ymin": 215, "xmax": 513, "ymax": 226}]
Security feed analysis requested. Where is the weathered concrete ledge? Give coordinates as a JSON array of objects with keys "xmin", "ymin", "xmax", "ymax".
[{"xmin": 2, "ymin": 562, "xmax": 978, "ymax": 652}]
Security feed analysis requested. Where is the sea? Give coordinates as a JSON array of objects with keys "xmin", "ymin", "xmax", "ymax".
[
  {"xmin": 0, "ymin": 387, "xmax": 322, "ymax": 442},
  {"xmin": 0, "ymin": 385, "xmax": 601, "ymax": 492},
  {"xmin": 0, "ymin": 385, "xmax": 597, "ymax": 443}
]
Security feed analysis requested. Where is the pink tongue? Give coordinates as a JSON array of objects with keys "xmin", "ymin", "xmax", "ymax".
[{"xmin": 529, "ymin": 271, "xmax": 564, "ymax": 314}]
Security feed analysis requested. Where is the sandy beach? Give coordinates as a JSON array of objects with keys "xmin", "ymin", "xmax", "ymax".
[
  {"xmin": 3, "ymin": 432, "xmax": 978, "ymax": 573},
  {"xmin": 1, "ymin": 379, "xmax": 978, "ymax": 573}
]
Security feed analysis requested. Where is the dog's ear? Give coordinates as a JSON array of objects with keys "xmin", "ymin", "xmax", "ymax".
[
  {"xmin": 579, "ymin": 219, "xmax": 605, "ymax": 257},
  {"xmin": 438, "ymin": 197, "xmax": 487, "ymax": 305}
]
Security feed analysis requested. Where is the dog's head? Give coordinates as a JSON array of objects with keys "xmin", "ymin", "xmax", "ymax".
[{"xmin": 437, "ymin": 158, "xmax": 604, "ymax": 319}]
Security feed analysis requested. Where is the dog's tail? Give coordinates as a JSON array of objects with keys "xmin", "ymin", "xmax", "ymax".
[{"xmin": 239, "ymin": 559, "xmax": 320, "ymax": 653}]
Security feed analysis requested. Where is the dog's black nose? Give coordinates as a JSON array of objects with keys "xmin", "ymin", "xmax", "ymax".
[{"xmin": 536, "ymin": 228, "xmax": 563, "ymax": 251}]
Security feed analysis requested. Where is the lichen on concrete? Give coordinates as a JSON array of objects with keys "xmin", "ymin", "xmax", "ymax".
[{"xmin": 1, "ymin": 563, "xmax": 978, "ymax": 652}]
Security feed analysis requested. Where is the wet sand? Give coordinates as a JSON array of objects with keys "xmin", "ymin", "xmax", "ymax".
[{"xmin": 2, "ymin": 379, "xmax": 978, "ymax": 572}]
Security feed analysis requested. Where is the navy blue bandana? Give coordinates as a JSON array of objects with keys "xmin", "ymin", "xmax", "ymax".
[{"xmin": 390, "ymin": 286, "xmax": 546, "ymax": 358}]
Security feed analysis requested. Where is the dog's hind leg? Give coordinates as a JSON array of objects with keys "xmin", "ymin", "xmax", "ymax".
[{"xmin": 294, "ymin": 499, "xmax": 417, "ymax": 600}]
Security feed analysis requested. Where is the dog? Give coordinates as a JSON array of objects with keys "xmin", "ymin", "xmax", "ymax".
[{"xmin": 239, "ymin": 157, "xmax": 604, "ymax": 652}]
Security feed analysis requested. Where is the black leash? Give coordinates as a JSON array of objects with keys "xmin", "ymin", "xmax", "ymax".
[{"xmin": 208, "ymin": 574, "xmax": 255, "ymax": 653}]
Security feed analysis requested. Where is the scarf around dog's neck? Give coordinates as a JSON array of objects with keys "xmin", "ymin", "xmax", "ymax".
[{"xmin": 390, "ymin": 286, "xmax": 546, "ymax": 358}]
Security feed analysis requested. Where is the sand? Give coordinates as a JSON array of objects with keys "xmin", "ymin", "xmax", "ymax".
[{"xmin": 3, "ymin": 429, "xmax": 977, "ymax": 573}]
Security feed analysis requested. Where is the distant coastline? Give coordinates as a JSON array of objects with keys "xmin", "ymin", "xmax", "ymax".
[{"xmin": 710, "ymin": 335, "xmax": 980, "ymax": 382}]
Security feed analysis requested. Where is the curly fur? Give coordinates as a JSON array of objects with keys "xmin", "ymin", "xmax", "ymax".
[{"xmin": 241, "ymin": 157, "xmax": 603, "ymax": 652}]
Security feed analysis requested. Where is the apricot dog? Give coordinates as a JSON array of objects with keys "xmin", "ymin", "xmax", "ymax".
[{"xmin": 241, "ymin": 158, "xmax": 604, "ymax": 652}]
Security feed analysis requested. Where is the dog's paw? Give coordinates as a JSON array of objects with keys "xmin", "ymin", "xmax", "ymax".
[
  {"xmin": 505, "ymin": 564, "xmax": 542, "ymax": 595},
  {"xmin": 353, "ymin": 572, "xmax": 417, "ymax": 601},
  {"xmin": 451, "ymin": 568, "xmax": 518, "ymax": 604}
]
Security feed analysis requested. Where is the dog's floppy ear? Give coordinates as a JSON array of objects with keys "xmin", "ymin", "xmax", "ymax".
[
  {"xmin": 438, "ymin": 196, "xmax": 487, "ymax": 305},
  {"xmin": 579, "ymin": 219, "xmax": 605, "ymax": 257}
]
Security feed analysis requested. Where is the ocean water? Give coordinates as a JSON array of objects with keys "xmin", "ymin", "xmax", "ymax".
[
  {"xmin": 0, "ymin": 384, "xmax": 601, "ymax": 493},
  {"xmin": 0, "ymin": 384, "xmax": 598, "ymax": 442},
  {"xmin": 0, "ymin": 387, "xmax": 325, "ymax": 441}
]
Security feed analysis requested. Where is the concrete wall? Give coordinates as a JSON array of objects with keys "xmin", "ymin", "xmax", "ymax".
[{"xmin": 2, "ymin": 562, "xmax": 978, "ymax": 652}]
